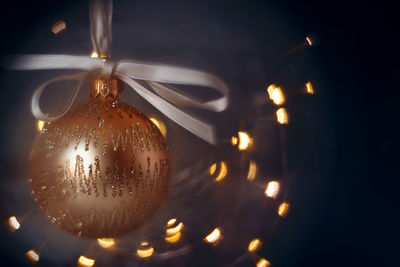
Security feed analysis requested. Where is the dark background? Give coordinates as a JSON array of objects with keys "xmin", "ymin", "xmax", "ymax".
[{"xmin": 0, "ymin": 0, "xmax": 398, "ymax": 266}]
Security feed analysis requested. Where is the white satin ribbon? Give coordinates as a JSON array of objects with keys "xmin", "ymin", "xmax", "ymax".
[{"xmin": 2, "ymin": 54, "xmax": 229, "ymax": 145}]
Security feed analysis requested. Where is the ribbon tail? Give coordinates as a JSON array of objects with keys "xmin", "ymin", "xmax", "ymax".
[
  {"xmin": 117, "ymin": 73, "xmax": 217, "ymax": 145},
  {"xmin": 32, "ymin": 72, "xmax": 87, "ymax": 121}
]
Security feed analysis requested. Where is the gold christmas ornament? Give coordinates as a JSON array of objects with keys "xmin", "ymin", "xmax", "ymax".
[{"xmin": 29, "ymin": 77, "xmax": 171, "ymax": 238}]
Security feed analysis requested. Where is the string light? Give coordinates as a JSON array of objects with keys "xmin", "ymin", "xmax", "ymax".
[
  {"xmin": 8, "ymin": 216, "xmax": 20, "ymax": 232},
  {"xmin": 267, "ymin": 84, "xmax": 285, "ymax": 105},
  {"xmin": 204, "ymin": 228, "xmax": 222, "ymax": 244},
  {"xmin": 248, "ymin": 238, "xmax": 262, "ymax": 252},
  {"xmin": 97, "ymin": 238, "xmax": 115, "ymax": 248},
  {"xmin": 165, "ymin": 232, "xmax": 182, "ymax": 243},
  {"xmin": 214, "ymin": 161, "xmax": 228, "ymax": 182},
  {"xmin": 247, "ymin": 160, "xmax": 258, "ymax": 181},
  {"xmin": 209, "ymin": 163, "xmax": 217, "ymax": 176},
  {"xmin": 166, "ymin": 222, "xmax": 184, "ymax": 235},
  {"xmin": 276, "ymin": 108, "xmax": 289, "ymax": 124},
  {"xmin": 25, "ymin": 250, "xmax": 39, "ymax": 263},
  {"xmin": 167, "ymin": 218, "xmax": 177, "ymax": 227},
  {"xmin": 137, "ymin": 247, "xmax": 154, "ymax": 258},
  {"xmin": 78, "ymin": 256, "xmax": 95, "ymax": 267},
  {"xmin": 238, "ymin": 131, "xmax": 252, "ymax": 150},
  {"xmin": 305, "ymin": 81, "xmax": 314, "ymax": 94},
  {"xmin": 278, "ymin": 202, "xmax": 290, "ymax": 217},
  {"xmin": 265, "ymin": 181, "xmax": 280, "ymax": 199},
  {"xmin": 256, "ymin": 258, "xmax": 271, "ymax": 267}
]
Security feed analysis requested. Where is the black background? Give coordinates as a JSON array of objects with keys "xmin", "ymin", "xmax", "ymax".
[{"xmin": 0, "ymin": 0, "xmax": 399, "ymax": 266}]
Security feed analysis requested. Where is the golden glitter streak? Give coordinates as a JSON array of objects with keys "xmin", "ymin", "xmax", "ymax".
[
  {"xmin": 78, "ymin": 256, "xmax": 95, "ymax": 267},
  {"xmin": 256, "ymin": 258, "xmax": 271, "ymax": 267},
  {"xmin": 37, "ymin": 120, "xmax": 45, "ymax": 131},
  {"xmin": 25, "ymin": 250, "xmax": 39, "ymax": 263},
  {"xmin": 90, "ymin": 51, "xmax": 99, "ymax": 58},
  {"xmin": 97, "ymin": 238, "xmax": 115, "ymax": 248},
  {"xmin": 305, "ymin": 81, "xmax": 314, "ymax": 94},
  {"xmin": 149, "ymin": 117, "xmax": 167, "ymax": 138},
  {"xmin": 267, "ymin": 84, "xmax": 285, "ymax": 105},
  {"xmin": 51, "ymin": 20, "xmax": 66, "ymax": 35},
  {"xmin": 278, "ymin": 202, "xmax": 290, "ymax": 217},
  {"xmin": 276, "ymin": 108, "xmax": 289, "ymax": 124},
  {"xmin": 204, "ymin": 228, "xmax": 222, "ymax": 244},
  {"xmin": 8, "ymin": 216, "xmax": 20, "ymax": 232},
  {"xmin": 248, "ymin": 238, "xmax": 262, "ymax": 252},
  {"xmin": 247, "ymin": 160, "xmax": 258, "ymax": 181},
  {"xmin": 265, "ymin": 181, "xmax": 280, "ymax": 199}
]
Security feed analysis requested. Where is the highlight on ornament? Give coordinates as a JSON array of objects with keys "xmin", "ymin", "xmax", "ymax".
[
  {"xmin": 78, "ymin": 255, "xmax": 95, "ymax": 267},
  {"xmin": 305, "ymin": 81, "xmax": 315, "ymax": 94},
  {"xmin": 247, "ymin": 160, "xmax": 258, "ymax": 181},
  {"xmin": 149, "ymin": 116, "xmax": 167, "ymax": 138},
  {"xmin": 25, "ymin": 250, "xmax": 39, "ymax": 263},
  {"xmin": 256, "ymin": 258, "xmax": 271, "ymax": 267},
  {"xmin": 248, "ymin": 238, "xmax": 262, "ymax": 252},
  {"xmin": 8, "ymin": 216, "xmax": 20, "ymax": 232},
  {"xmin": 36, "ymin": 120, "xmax": 45, "ymax": 131},
  {"xmin": 265, "ymin": 181, "xmax": 280, "ymax": 199},
  {"xmin": 267, "ymin": 84, "xmax": 285, "ymax": 105},
  {"xmin": 204, "ymin": 228, "xmax": 222, "ymax": 244},
  {"xmin": 276, "ymin": 108, "xmax": 289, "ymax": 124},
  {"xmin": 278, "ymin": 202, "xmax": 290, "ymax": 217},
  {"xmin": 97, "ymin": 238, "xmax": 115, "ymax": 248}
]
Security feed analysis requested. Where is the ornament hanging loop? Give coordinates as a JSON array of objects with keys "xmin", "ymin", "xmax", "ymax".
[{"xmin": 90, "ymin": 0, "xmax": 113, "ymax": 59}]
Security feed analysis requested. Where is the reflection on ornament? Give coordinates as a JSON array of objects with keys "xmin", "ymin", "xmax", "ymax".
[
  {"xmin": 278, "ymin": 202, "xmax": 290, "ymax": 217},
  {"xmin": 36, "ymin": 120, "xmax": 45, "ymax": 132},
  {"xmin": 78, "ymin": 255, "xmax": 95, "ymax": 267},
  {"xmin": 265, "ymin": 181, "xmax": 280, "ymax": 199},
  {"xmin": 8, "ymin": 216, "xmax": 20, "ymax": 232},
  {"xmin": 305, "ymin": 81, "xmax": 314, "ymax": 94},
  {"xmin": 276, "ymin": 108, "xmax": 289, "ymax": 124},
  {"xmin": 256, "ymin": 258, "xmax": 271, "ymax": 267},
  {"xmin": 247, "ymin": 160, "xmax": 258, "ymax": 181},
  {"xmin": 204, "ymin": 228, "xmax": 222, "ymax": 244},
  {"xmin": 267, "ymin": 84, "xmax": 285, "ymax": 105},
  {"xmin": 97, "ymin": 238, "xmax": 115, "ymax": 248},
  {"xmin": 149, "ymin": 117, "xmax": 167, "ymax": 138},
  {"xmin": 248, "ymin": 238, "xmax": 262, "ymax": 252},
  {"xmin": 25, "ymin": 250, "xmax": 39, "ymax": 263},
  {"xmin": 29, "ymin": 77, "xmax": 171, "ymax": 238}
]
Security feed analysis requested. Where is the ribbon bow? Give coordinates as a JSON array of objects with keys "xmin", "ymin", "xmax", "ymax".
[{"xmin": 0, "ymin": 0, "xmax": 229, "ymax": 145}]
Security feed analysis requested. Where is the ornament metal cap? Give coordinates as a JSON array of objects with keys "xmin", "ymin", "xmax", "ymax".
[{"xmin": 89, "ymin": 76, "xmax": 124, "ymax": 99}]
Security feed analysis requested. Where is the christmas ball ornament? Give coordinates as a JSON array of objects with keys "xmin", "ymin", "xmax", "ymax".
[{"xmin": 29, "ymin": 77, "xmax": 171, "ymax": 238}]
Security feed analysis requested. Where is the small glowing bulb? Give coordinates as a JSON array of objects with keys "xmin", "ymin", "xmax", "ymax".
[
  {"xmin": 306, "ymin": 81, "xmax": 314, "ymax": 94},
  {"xmin": 276, "ymin": 108, "xmax": 289, "ymax": 124},
  {"xmin": 278, "ymin": 202, "xmax": 290, "ymax": 217},
  {"xmin": 137, "ymin": 247, "xmax": 154, "ymax": 258},
  {"xmin": 256, "ymin": 258, "xmax": 271, "ymax": 267},
  {"xmin": 8, "ymin": 216, "xmax": 20, "ymax": 232},
  {"xmin": 231, "ymin": 136, "xmax": 238, "ymax": 146},
  {"xmin": 26, "ymin": 250, "xmax": 39, "ymax": 263},
  {"xmin": 265, "ymin": 181, "xmax": 280, "ymax": 199},
  {"xmin": 247, "ymin": 160, "xmax": 258, "ymax": 181},
  {"xmin": 248, "ymin": 238, "xmax": 262, "ymax": 252},
  {"xmin": 204, "ymin": 228, "xmax": 222, "ymax": 244},
  {"xmin": 97, "ymin": 238, "xmax": 115, "ymax": 248},
  {"xmin": 149, "ymin": 117, "xmax": 167, "ymax": 138},
  {"xmin": 167, "ymin": 218, "xmax": 177, "ymax": 227},
  {"xmin": 238, "ymin": 131, "xmax": 252, "ymax": 151},
  {"xmin": 267, "ymin": 84, "xmax": 285, "ymax": 105},
  {"xmin": 37, "ymin": 120, "xmax": 45, "ymax": 131},
  {"xmin": 78, "ymin": 256, "xmax": 95, "ymax": 267},
  {"xmin": 90, "ymin": 51, "xmax": 99, "ymax": 58},
  {"xmin": 209, "ymin": 163, "xmax": 217, "ymax": 176}
]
